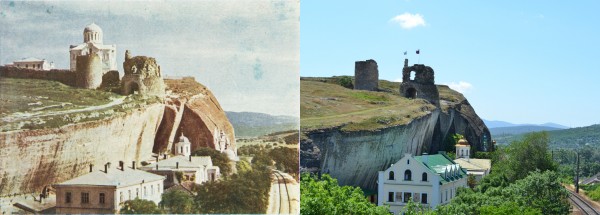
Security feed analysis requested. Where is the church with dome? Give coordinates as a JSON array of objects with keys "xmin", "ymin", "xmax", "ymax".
[{"xmin": 69, "ymin": 23, "xmax": 117, "ymax": 73}]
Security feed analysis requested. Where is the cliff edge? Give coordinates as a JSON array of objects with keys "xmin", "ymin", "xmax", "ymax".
[{"xmin": 300, "ymin": 77, "xmax": 490, "ymax": 191}]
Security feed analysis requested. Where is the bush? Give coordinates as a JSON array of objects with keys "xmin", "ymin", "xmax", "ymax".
[
  {"xmin": 120, "ymin": 199, "xmax": 163, "ymax": 214},
  {"xmin": 336, "ymin": 76, "xmax": 353, "ymax": 89}
]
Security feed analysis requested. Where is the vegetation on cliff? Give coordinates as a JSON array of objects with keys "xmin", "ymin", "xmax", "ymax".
[
  {"xmin": 300, "ymin": 77, "xmax": 468, "ymax": 132},
  {"xmin": 0, "ymin": 78, "xmax": 161, "ymax": 131}
]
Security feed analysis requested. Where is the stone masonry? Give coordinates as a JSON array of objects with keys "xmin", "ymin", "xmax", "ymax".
[{"xmin": 354, "ymin": 59, "xmax": 379, "ymax": 91}]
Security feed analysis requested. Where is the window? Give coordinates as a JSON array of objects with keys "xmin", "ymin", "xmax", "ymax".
[
  {"xmin": 81, "ymin": 192, "xmax": 89, "ymax": 204},
  {"xmin": 120, "ymin": 192, "xmax": 123, "ymax": 203},
  {"xmin": 99, "ymin": 193, "xmax": 105, "ymax": 204},
  {"xmin": 388, "ymin": 192, "xmax": 394, "ymax": 202},
  {"xmin": 389, "ymin": 171, "xmax": 395, "ymax": 180},
  {"xmin": 414, "ymin": 192, "xmax": 421, "ymax": 203},
  {"xmin": 151, "ymin": 185, "xmax": 154, "ymax": 195},
  {"xmin": 65, "ymin": 192, "xmax": 72, "ymax": 203},
  {"xmin": 136, "ymin": 188, "xmax": 139, "ymax": 198},
  {"xmin": 128, "ymin": 190, "xmax": 131, "ymax": 200},
  {"xmin": 421, "ymin": 193, "xmax": 428, "ymax": 204},
  {"xmin": 422, "ymin": 172, "xmax": 428, "ymax": 181},
  {"xmin": 404, "ymin": 170, "xmax": 412, "ymax": 181},
  {"xmin": 407, "ymin": 159, "xmax": 410, "ymax": 164},
  {"xmin": 395, "ymin": 192, "xmax": 402, "ymax": 202},
  {"xmin": 144, "ymin": 186, "xmax": 147, "ymax": 196},
  {"xmin": 445, "ymin": 190, "xmax": 448, "ymax": 201},
  {"xmin": 403, "ymin": 192, "xmax": 412, "ymax": 203}
]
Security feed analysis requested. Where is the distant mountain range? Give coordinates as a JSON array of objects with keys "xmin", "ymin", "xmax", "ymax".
[
  {"xmin": 484, "ymin": 119, "xmax": 569, "ymax": 129},
  {"xmin": 225, "ymin": 111, "xmax": 298, "ymax": 138},
  {"xmin": 484, "ymin": 119, "xmax": 569, "ymax": 136},
  {"xmin": 492, "ymin": 124, "xmax": 600, "ymax": 148}
]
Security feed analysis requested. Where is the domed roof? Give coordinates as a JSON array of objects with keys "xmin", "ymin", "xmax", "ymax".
[
  {"xmin": 456, "ymin": 138, "xmax": 470, "ymax": 146},
  {"xmin": 84, "ymin": 23, "xmax": 103, "ymax": 33}
]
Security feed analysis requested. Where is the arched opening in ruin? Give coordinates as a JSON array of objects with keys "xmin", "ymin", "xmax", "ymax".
[
  {"xmin": 125, "ymin": 82, "xmax": 140, "ymax": 95},
  {"xmin": 406, "ymin": 88, "xmax": 417, "ymax": 99}
]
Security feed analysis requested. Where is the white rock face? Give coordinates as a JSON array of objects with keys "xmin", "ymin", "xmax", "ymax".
[
  {"xmin": 303, "ymin": 108, "xmax": 490, "ymax": 191},
  {"xmin": 0, "ymin": 104, "xmax": 165, "ymax": 195}
]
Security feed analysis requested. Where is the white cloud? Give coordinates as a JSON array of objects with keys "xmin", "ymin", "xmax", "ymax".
[
  {"xmin": 446, "ymin": 81, "xmax": 473, "ymax": 94},
  {"xmin": 390, "ymin": 13, "xmax": 426, "ymax": 29}
]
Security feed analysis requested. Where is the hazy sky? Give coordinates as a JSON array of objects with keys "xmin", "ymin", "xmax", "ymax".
[
  {"xmin": 301, "ymin": 1, "xmax": 600, "ymax": 128},
  {"xmin": 0, "ymin": 0, "xmax": 299, "ymax": 117}
]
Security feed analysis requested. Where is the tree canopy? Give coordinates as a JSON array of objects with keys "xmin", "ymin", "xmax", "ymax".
[
  {"xmin": 192, "ymin": 147, "xmax": 232, "ymax": 176},
  {"xmin": 120, "ymin": 199, "xmax": 163, "ymax": 214},
  {"xmin": 300, "ymin": 173, "xmax": 390, "ymax": 215}
]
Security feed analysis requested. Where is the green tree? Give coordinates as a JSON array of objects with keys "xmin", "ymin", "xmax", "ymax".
[
  {"xmin": 467, "ymin": 174, "xmax": 477, "ymax": 189},
  {"xmin": 500, "ymin": 132, "xmax": 557, "ymax": 182},
  {"xmin": 269, "ymin": 147, "xmax": 299, "ymax": 179},
  {"xmin": 499, "ymin": 170, "xmax": 570, "ymax": 215},
  {"xmin": 300, "ymin": 173, "xmax": 390, "ymax": 215},
  {"xmin": 477, "ymin": 201, "xmax": 541, "ymax": 215},
  {"xmin": 403, "ymin": 197, "xmax": 435, "ymax": 215},
  {"xmin": 120, "ymin": 199, "xmax": 163, "ymax": 214},
  {"xmin": 192, "ymin": 147, "xmax": 232, "ymax": 176},
  {"xmin": 337, "ymin": 76, "xmax": 353, "ymax": 89},
  {"xmin": 237, "ymin": 159, "xmax": 253, "ymax": 173},
  {"xmin": 159, "ymin": 189, "xmax": 195, "ymax": 214}
]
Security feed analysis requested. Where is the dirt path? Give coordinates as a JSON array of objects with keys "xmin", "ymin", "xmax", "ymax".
[{"xmin": 1, "ymin": 96, "xmax": 126, "ymax": 122}]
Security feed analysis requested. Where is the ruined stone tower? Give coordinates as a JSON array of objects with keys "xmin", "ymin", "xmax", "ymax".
[
  {"xmin": 354, "ymin": 59, "xmax": 379, "ymax": 91},
  {"xmin": 121, "ymin": 50, "xmax": 166, "ymax": 98},
  {"xmin": 400, "ymin": 59, "xmax": 440, "ymax": 107},
  {"xmin": 75, "ymin": 53, "xmax": 103, "ymax": 89}
]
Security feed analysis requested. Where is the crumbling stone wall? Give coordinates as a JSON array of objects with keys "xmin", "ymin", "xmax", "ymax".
[
  {"xmin": 75, "ymin": 54, "xmax": 103, "ymax": 89},
  {"xmin": 354, "ymin": 59, "xmax": 379, "ymax": 91},
  {"xmin": 400, "ymin": 59, "xmax": 440, "ymax": 107},
  {"xmin": 0, "ymin": 66, "xmax": 76, "ymax": 86},
  {"xmin": 121, "ymin": 50, "xmax": 165, "ymax": 98}
]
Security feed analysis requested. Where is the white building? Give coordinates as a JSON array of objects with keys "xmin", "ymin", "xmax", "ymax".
[
  {"xmin": 453, "ymin": 138, "xmax": 491, "ymax": 182},
  {"xmin": 69, "ymin": 23, "xmax": 117, "ymax": 73},
  {"xmin": 53, "ymin": 164, "xmax": 165, "ymax": 214},
  {"xmin": 139, "ymin": 155, "xmax": 220, "ymax": 189},
  {"xmin": 378, "ymin": 153, "xmax": 468, "ymax": 215},
  {"xmin": 7, "ymin": 57, "xmax": 54, "ymax": 70}
]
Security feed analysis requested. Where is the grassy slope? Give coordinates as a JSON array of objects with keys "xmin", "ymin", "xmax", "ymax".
[
  {"xmin": 0, "ymin": 78, "xmax": 158, "ymax": 131},
  {"xmin": 300, "ymin": 77, "xmax": 462, "ymax": 132}
]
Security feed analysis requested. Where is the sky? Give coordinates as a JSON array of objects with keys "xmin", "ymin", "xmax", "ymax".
[
  {"xmin": 301, "ymin": 1, "xmax": 600, "ymax": 128},
  {"xmin": 0, "ymin": 0, "xmax": 299, "ymax": 117}
]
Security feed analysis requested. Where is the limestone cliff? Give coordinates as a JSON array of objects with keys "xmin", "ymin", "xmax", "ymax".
[
  {"xmin": 0, "ymin": 77, "xmax": 236, "ymax": 196},
  {"xmin": 300, "ymin": 78, "xmax": 490, "ymax": 191},
  {"xmin": 0, "ymin": 104, "xmax": 164, "ymax": 195},
  {"xmin": 153, "ymin": 77, "xmax": 237, "ymax": 160}
]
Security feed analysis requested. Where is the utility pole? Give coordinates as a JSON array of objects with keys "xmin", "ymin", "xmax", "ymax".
[{"xmin": 575, "ymin": 151, "xmax": 580, "ymax": 193}]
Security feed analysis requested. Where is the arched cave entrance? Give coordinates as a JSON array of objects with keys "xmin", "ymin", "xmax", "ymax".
[
  {"xmin": 406, "ymin": 88, "xmax": 417, "ymax": 99},
  {"xmin": 125, "ymin": 82, "xmax": 140, "ymax": 95}
]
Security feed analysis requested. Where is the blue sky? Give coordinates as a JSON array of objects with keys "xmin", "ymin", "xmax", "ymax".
[
  {"xmin": 301, "ymin": 1, "xmax": 600, "ymax": 128},
  {"xmin": 0, "ymin": 1, "xmax": 299, "ymax": 117}
]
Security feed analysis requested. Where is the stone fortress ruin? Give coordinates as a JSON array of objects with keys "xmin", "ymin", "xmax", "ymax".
[
  {"xmin": 354, "ymin": 59, "xmax": 379, "ymax": 91},
  {"xmin": 1, "ymin": 23, "xmax": 164, "ymax": 98},
  {"xmin": 353, "ymin": 58, "xmax": 440, "ymax": 107},
  {"xmin": 400, "ymin": 59, "xmax": 440, "ymax": 107}
]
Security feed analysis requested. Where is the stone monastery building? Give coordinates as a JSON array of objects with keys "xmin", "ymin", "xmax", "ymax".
[{"xmin": 69, "ymin": 23, "xmax": 117, "ymax": 73}]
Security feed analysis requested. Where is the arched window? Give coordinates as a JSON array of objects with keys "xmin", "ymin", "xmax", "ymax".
[
  {"xmin": 404, "ymin": 170, "xmax": 412, "ymax": 181},
  {"xmin": 422, "ymin": 172, "xmax": 428, "ymax": 181},
  {"xmin": 407, "ymin": 159, "xmax": 410, "ymax": 165},
  {"xmin": 389, "ymin": 171, "xmax": 395, "ymax": 180}
]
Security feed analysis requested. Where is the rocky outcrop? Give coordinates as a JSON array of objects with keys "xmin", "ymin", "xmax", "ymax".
[
  {"xmin": 121, "ymin": 50, "xmax": 166, "ymax": 97},
  {"xmin": 300, "ymin": 86, "xmax": 490, "ymax": 191},
  {"xmin": 0, "ymin": 104, "xmax": 164, "ymax": 196},
  {"xmin": 152, "ymin": 77, "xmax": 237, "ymax": 160}
]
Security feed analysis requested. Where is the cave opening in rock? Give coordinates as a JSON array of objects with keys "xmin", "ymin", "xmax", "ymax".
[
  {"xmin": 125, "ymin": 82, "xmax": 140, "ymax": 95},
  {"xmin": 406, "ymin": 88, "xmax": 417, "ymax": 99}
]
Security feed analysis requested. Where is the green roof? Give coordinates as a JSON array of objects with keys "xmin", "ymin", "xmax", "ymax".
[{"xmin": 414, "ymin": 153, "xmax": 467, "ymax": 184}]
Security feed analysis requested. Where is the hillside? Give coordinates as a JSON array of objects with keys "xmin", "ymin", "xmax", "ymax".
[
  {"xmin": 490, "ymin": 125, "xmax": 563, "ymax": 136},
  {"xmin": 225, "ymin": 111, "xmax": 298, "ymax": 138},
  {"xmin": 300, "ymin": 76, "xmax": 490, "ymax": 191},
  {"xmin": 0, "ymin": 78, "xmax": 158, "ymax": 131},
  {"xmin": 301, "ymin": 77, "xmax": 472, "ymax": 132},
  {"xmin": 494, "ymin": 124, "xmax": 600, "ymax": 148}
]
